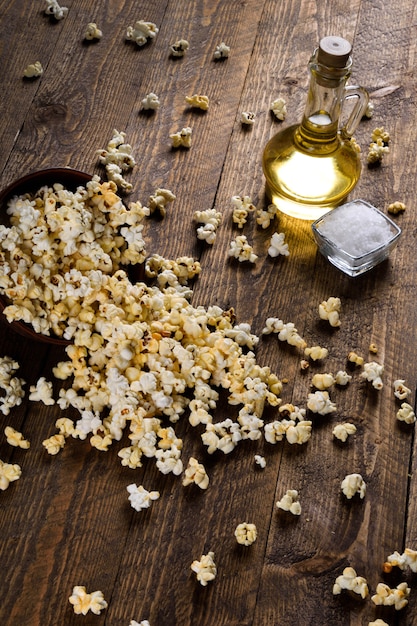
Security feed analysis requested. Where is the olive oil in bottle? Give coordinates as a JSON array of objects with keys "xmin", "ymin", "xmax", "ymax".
[{"xmin": 262, "ymin": 36, "xmax": 369, "ymax": 220}]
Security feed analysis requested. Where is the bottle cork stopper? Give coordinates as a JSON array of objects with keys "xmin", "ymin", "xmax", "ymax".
[{"xmin": 318, "ymin": 36, "xmax": 352, "ymax": 68}]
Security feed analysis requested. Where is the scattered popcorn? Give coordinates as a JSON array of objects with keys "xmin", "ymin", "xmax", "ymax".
[
  {"xmin": 191, "ymin": 551, "xmax": 217, "ymax": 586},
  {"xmin": 369, "ymin": 343, "xmax": 378, "ymax": 354},
  {"xmin": 384, "ymin": 548, "xmax": 417, "ymax": 573},
  {"xmin": 182, "ymin": 457, "xmax": 209, "ymax": 489},
  {"xmin": 0, "ymin": 356, "xmax": 25, "ymax": 415},
  {"xmin": 170, "ymin": 39, "xmax": 189, "ymax": 57},
  {"xmin": 276, "ymin": 489, "xmax": 301, "ymax": 515},
  {"xmin": 127, "ymin": 484, "xmax": 160, "ymax": 512},
  {"xmin": 396, "ymin": 402, "xmax": 416, "ymax": 424},
  {"xmin": 361, "ymin": 361, "xmax": 384, "ymax": 390},
  {"xmin": 231, "ymin": 195, "xmax": 256, "ymax": 228},
  {"xmin": 307, "ymin": 390, "xmax": 336, "ymax": 415},
  {"xmin": 311, "ymin": 373, "xmax": 335, "ymax": 390},
  {"xmin": 29, "ymin": 377, "xmax": 55, "ymax": 405},
  {"xmin": 23, "ymin": 61, "xmax": 43, "ymax": 78},
  {"xmin": 371, "ymin": 582, "xmax": 410, "ymax": 611},
  {"xmin": 0, "ymin": 459, "xmax": 22, "ymax": 490},
  {"xmin": 97, "ymin": 129, "xmax": 136, "ymax": 191},
  {"xmin": 268, "ymin": 232, "xmax": 289, "ymax": 258},
  {"xmin": 333, "ymin": 423, "xmax": 356, "ymax": 442},
  {"xmin": 333, "ymin": 566, "xmax": 369, "ymax": 599},
  {"xmin": 367, "ymin": 138, "xmax": 389, "ymax": 165},
  {"xmin": 304, "ymin": 345, "xmax": 328, "ymax": 361},
  {"xmin": 371, "ymin": 127, "xmax": 390, "ymax": 144},
  {"xmin": 126, "ymin": 20, "xmax": 159, "ymax": 46},
  {"xmin": 42, "ymin": 434, "xmax": 66, "ymax": 455},
  {"xmin": 271, "ymin": 97, "xmax": 287, "ymax": 121},
  {"xmin": 241, "ymin": 111, "xmax": 255, "ymax": 125},
  {"xmin": 84, "ymin": 22, "xmax": 103, "ymax": 40},
  {"xmin": 148, "ymin": 188, "xmax": 176, "ymax": 217},
  {"xmin": 254, "ymin": 454, "xmax": 266, "ymax": 468},
  {"xmin": 4, "ymin": 426, "xmax": 30, "ymax": 449},
  {"xmin": 45, "ymin": 0, "xmax": 68, "ymax": 20},
  {"xmin": 214, "ymin": 42, "xmax": 230, "ymax": 59},
  {"xmin": 319, "ymin": 297, "xmax": 341, "ymax": 327},
  {"xmin": 334, "ymin": 370, "xmax": 352, "ymax": 386},
  {"xmin": 348, "ymin": 351, "xmax": 364, "ymax": 366},
  {"xmin": 141, "ymin": 92, "xmax": 160, "ymax": 110},
  {"xmin": 300, "ymin": 359, "xmax": 310, "ymax": 370},
  {"xmin": 129, "ymin": 621, "xmax": 150, "ymax": 626},
  {"xmin": 393, "ymin": 379, "xmax": 411, "ymax": 400},
  {"xmin": 170, "ymin": 126, "xmax": 192, "ymax": 148},
  {"xmin": 388, "ymin": 201, "xmax": 406, "ymax": 214},
  {"xmin": 265, "ymin": 413, "xmax": 311, "ymax": 445},
  {"xmin": 194, "ymin": 208, "xmax": 222, "ymax": 244},
  {"xmin": 341, "ymin": 473, "xmax": 366, "ymax": 499},
  {"xmin": 185, "ymin": 94, "xmax": 209, "ymax": 110},
  {"xmin": 228, "ymin": 235, "xmax": 258, "ymax": 263},
  {"xmin": 68, "ymin": 585, "xmax": 108, "ymax": 615},
  {"xmin": 262, "ymin": 318, "xmax": 306, "ymax": 350},
  {"xmin": 256, "ymin": 203, "xmax": 278, "ymax": 229},
  {"xmin": 364, "ymin": 101, "xmax": 374, "ymax": 118},
  {"xmin": 234, "ymin": 522, "xmax": 257, "ymax": 546}
]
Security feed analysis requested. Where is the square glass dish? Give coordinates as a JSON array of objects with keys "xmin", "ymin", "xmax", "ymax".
[{"xmin": 311, "ymin": 199, "xmax": 402, "ymax": 277}]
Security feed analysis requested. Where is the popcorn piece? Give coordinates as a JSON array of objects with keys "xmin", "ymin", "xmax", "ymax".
[
  {"xmin": 364, "ymin": 101, "xmax": 374, "ymax": 118},
  {"xmin": 361, "ymin": 361, "xmax": 384, "ymax": 390},
  {"xmin": 307, "ymin": 390, "xmax": 336, "ymax": 415},
  {"xmin": 185, "ymin": 94, "xmax": 209, "ymax": 110},
  {"xmin": 369, "ymin": 343, "xmax": 378, "ymax": 354},
  {"xmin": 388, "ymin": 201, "xmax": 406, "ymax": 215},
  {"xmin": 29, "ymin": 377, "xmax": 55, "ymax": 405},
  {"xmin": 371, "ymin": 127, "xmax": 390, "ymax": 144},
  {"xmin": 262, "ymin": 318, "xmax": 306, "ymax": 350},
  {"xmin": 23, "ymin": 62, "xmax": 43, "ymax": 78},
  {"xmin": 348, "ymin": 351, "xmax": 364, "ymax": 366},
  {"xmin": 170, "ymin": 127, "xmax": 192, "ymax": 148},
  {"xmin": 127, "ymin": 483, "xmax": 160, "ymax": 512},
  {"xmin": 84, "ymin": 23, "xmax": 103, "ymax": 40},
  {"xmin": 231, "ymin": 195, "xmax": 256, "ymax": 228},
  {"xmin": 367, "ymin": 138, "xmax": 389, "ymax": 165},
  {"xmin": 234, "ymin": 522, "xmax": 257, "ymax": 546},
  {"xmin": 97, "ymin": 129, "xmax": 136, "ymax": 191},
  {"xmin": 268, "ymin": 232, "xmax": 289, "ymax": 258},
  {"xmin": 170, "ymin": 39, "xmax": 189, "ymax": 57},
  {"xmin": 45, "ymin": 0, "xmax": 68, "ymax": 20},
  {"xmin": 141, "ymin": 92, "xmax": 160, "ymax": 110},
  {"xmin": 0, "ymin": 356, "xmax": 25, "ymax": 415},
  {"xmin": 341, "ymin": 473, "xmax": 366, "ymax": 499},
  {"xmin": 333, "ymin": 566, "xmax": 369, "ymax": 599},
  {"xmin": 256, "ymin": 203, "xmax": 278, "ymax": 229},
  {"xmin": 333, "ymin": 423, "xmax": 356, "ymax": 442},
  {"xmin": 194, "ymin": 208, "xmax": 222, "ymax": 244},
  {"xmin": 304, "ymin": 346, "xmax": 328, "ymax": 361},
  {"xmin": 276, "ymin": 489, "xmax": 301, "ymax": 515},
  {"xmin": 311, "ymin": 373, "xmax": 335, "ymax": 390},
  {"xmin": 393, "ymin": 379, "xmax": 411, "ymax": 400},
  {"xmin": 396, "ymin": 402, "xmax": 416, "ymax": 424},
  {"xmin": 191, "ymin": 551, "xmax": 217, "ymax": 586},
  {"xmin": 68, "ymin": 586, "xmax": 108, "ymax": 615},
  {"xmin": 384, "ymin": 548, "xmax": 417, "ymax": 573},
  {"xmin": 4, "ymin": 426, "xmax": 30, "ymax": 449},
  {"xmin": 130, "ymin": 621, "xmax": 151, "ymax": 626},
  {"xmin": 371, "ymin": 582, "xmax": 410, "ymax": 611},
  {"xmin": 254, "ymin": 454, "xmax": 266, "ymax": 468},
  {"xmin": 42, "ymin": 434, "xmax": 66, "ymax": 455},
  {"xmin": 319, "ymin": 297, "xmax": 341, "ymax": 328},
  {"xmin": 148, "ymin": 188, "xmax": 176, "ymax": 217},
  {"xmin": 182, "ymin": 457, "xmax": 209, "ymax": 489},
  {"xmin": 334, "ymin": 370, "xmax": 352, "ymax": 386},
  {"xmin": 126, "ymin": 20, "xmax": 159, "ymax": 46},
  {"xmin": 214, "ymin": 42, "xmax": 230, "ymax": 59},
  {"xmin": 271, "ymin": 97, "xmax": 287, "ymax": 121},
  {"xmin": 228, "ymin": 235, "xmax": 258, "ymax": 263},
  {"xmin": 241, "ymin": 111, "xmax": 255, "ymax": 125},
  {"xmin": 0, "ymin": 459, "xmax": 22, "ymax": 490}
]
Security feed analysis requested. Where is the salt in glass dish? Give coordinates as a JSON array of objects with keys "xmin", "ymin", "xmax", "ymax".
[{"xmin": 311, "ymin": 199, "xmax": 402, "ymax": 277}]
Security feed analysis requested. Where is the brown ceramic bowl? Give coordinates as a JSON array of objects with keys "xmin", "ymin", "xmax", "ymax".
[{"xmin": 0, "ymin": 167, "xmax": 93, "ymax": 345}]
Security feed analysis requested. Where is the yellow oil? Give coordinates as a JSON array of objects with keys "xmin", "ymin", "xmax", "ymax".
[{"xmin": 262, "ymin": 121, "xmax": 361, "ymax": 221}]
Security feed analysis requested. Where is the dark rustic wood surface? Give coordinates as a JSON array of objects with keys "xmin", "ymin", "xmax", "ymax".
[{"xmin": 1, "ymin": 1, "xmax": 417, "ymax": 625}]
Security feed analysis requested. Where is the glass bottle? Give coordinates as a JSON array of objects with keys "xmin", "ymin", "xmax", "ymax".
[{"xmin": 262, "ymin": 36, "xmax": 369, "ymax": 220}]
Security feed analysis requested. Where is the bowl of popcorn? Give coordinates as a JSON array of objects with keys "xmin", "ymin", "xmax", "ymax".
[{"xmin": 0, "ymin": 167, "xmax": 140, "ymax": 344}]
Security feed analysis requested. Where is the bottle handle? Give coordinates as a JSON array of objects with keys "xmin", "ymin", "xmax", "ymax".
[{"xmin": 340, "ymin": 85, "xmax": 369, "ymax": 139}]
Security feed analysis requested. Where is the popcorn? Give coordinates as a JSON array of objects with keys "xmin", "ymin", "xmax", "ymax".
[
  {"xmin": 185, "ymin": 94, "xmax": 209, "ymax": 110},
  {"xmin": 231, "ymin": 195, "xmax": 256, "ymax": 228},
  {"xmin": 371, "ymin": 127, "xmax": 390, "ymax": 144},
  {"xmin": 304, "ymin": 345, "xmax": 328, "ymax": 361},
  {"xmin": 45, "ymin": 0, "xmax": 68, "ymax": 20},
  {"xmin": 148, "ymin": 188, "xmax": 176, "ymax": 217},
  {"xmin": 262, "ymin": 318, "xmax": 306, "ymax": 350},
  {"xmin": 170, "ymin": 39, "xmax": 189, "ymax": 57},
  {"xmin": 341, "ymin": 473, "xmax": 366, "ymax": 499},
  {"xmin": 0, "ymin": 459, "xmax": 22, "ymax": 490},
  {"xmin": 268, "ymin": 232, "xmax": 289, "ymax": 258},
  {"xmin": 228, "ymin": 235, "xmax": 258, "ymax": 263},
  {"xmin": 334, "ymin": 370, "xmax": 352, "ymax": 386},
  {"xmin": 311, "ymin": 373, "xmax": 335, "ymax": 390},
  {"xmin": 170, "ymin": 127, "xmax": 192, "ymax": 148},
  {"xmin": 68, "ymin": 586, "xmax": 108, "ymax": 615},
  {"xmin": 234, "ymin": 522, "xmax": 257, "ymax": 546},
  {"xmin": 333, "ymin": 566, "xmax": 369, "ymax": 599},
  {"xmin": 191, "ymin": 551, "xmax": 217, "ymax": 585},
  {"xmin": 254, "ymin": 454, "xmax": 266, "ymax": 468},
  {"xmin": 333, "ymin": 422, "xmax": 356, "ymax": 442},
  {"xmin": 276, "ymin": 489, "xmax": 301, "ymax": 515},
  {"xmin": 361, "ymin": 361, "xmax": 384, "ymax": 390},
  {"xmin": 396, "ymin": 402, "xmax": 416, "ymax": 424},
  {"xmin": 130, "ymin": 621, "xmax": 150, "ymax": 626},
  {"xmin": 97, "ymin": 129, "xmax": 136, "ymax": 191},
  {"xmin": 384, "ymin": 548, "xmax": 417, "ymax": 573},
  {"xmin": 367, "ymin": 138, "xmax": 389, "ymax": 165},
  {"xmin": 393, "ymin": 379, "xmax": 411, "ymax": 400},
  {"xmin": 271, "ymin": 97, "xmax": 287, "ymax": 121},
  {"xmin": 241, "ymin": 111, "xmax": 255, "ymax": 125},
  {"xmin": 364, "ymin": 101, "xmax": 374, "ymax": 118},
  {"xmin": 141, "ymin": 92, "xmax": 160, "ymax": 110},
  {"xmin": 371, "ymin": 582, "xmax": 410, "ymax": 611},
  {"xmin": 84, "ymin": 23, "xmax": 103, "ymax": 40},
  {"xmin": 23, "ymin": 62, "xmax": 43, "ymax": 78},
  {"xmin": 319, "ymin": 297, "xmax": 341, "ymax": 327},
  {"xmin": 127, "ymin": 483, "xmax": 160, "ymax": 511},
  {"xmin": 0, "ymin": 355, "xmax": 25, "ymax": 415},
  {"xmin": 126, "ymin": 20, "xmax": 159, "ymax": 46},
  {"xmin": 194, "ymin": 209, "xmax": 222, "ymax": 244},
  {"xmin": 4, "ymin": 426, "xmax": 30, "ymax": 449},
  {"xmin": 256, "ymin": 203, "xmax": 278, "ymax": 229},
  {"xmin": 182, "ymin": 457, "xmax": 209, "ymax": 489},
  {"xmin": 214, "ymin": 42, "xmax": 230, "ymax": 59},
  {"xmin": 28, "ymin": 377, "xmax": 55, "ymax": 405},
  {"xmin": 307, "ymin": 390, "xmax": 336, "ymax": 415},
  {"xmin": 348, "ymin": 351, "xmax": 364, "ymax": 366},
  {"xmin": 42, "ymin": 434, "xmax": 66, "ymax": 455},
  {"xmin": 388, "ymin": 201, "xmax": 406, "ymax": 215}
]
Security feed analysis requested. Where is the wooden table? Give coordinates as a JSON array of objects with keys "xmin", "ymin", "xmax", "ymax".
[{"xmin": 1, "ymin": 1, "xmax": 417, "ymax": 624}]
